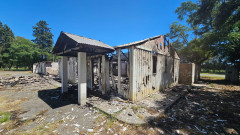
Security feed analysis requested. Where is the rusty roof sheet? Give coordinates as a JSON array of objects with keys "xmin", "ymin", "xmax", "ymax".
[
  {"xmin": 114, "ymin": 35, "xmax": 162, "ymax": 49},
  {"xmin": 63, "ymin": 32, "xmax": 114, "ymax": 50}
]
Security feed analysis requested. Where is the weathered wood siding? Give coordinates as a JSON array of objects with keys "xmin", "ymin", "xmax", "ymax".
[{"xmin": 124, "ymin": 35, "xmax": 180, "ymax": 101}]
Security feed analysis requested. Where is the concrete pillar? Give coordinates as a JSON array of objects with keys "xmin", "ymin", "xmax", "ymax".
[
  {"xmin": 78, "ymin": 52, "xmax": 87, "ymax": 106},
  {"xmin": 61, "ymin": 56, "xmax": 68, "ymax": 93},
  {"xmin": 130, "ymin": 46, "xmax": 137, "ymax": 101},
  {"xmin": 117, "ymin": 49, "xmax": 122, "ymax": 94}
]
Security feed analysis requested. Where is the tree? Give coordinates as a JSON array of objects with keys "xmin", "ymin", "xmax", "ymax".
[
  {"xmin": 14, "ymin": 36, "xmax": 41, "ymax": 69},
  {"xmin": 167, "ymin": 21, "xmax": 191, "ymax": 51},
  {"xmin": 0, "ymin": 21, "xmax": 15, "ymax": 68},
  {"xmin": 2, "ymin": 36, "xmax": 41, "ymax": 70},
  {"xmin": 176, "ymin": 0, "xmax": 240, "ymax": 73},
  {"xmin": 32, "ymin": 20, "xmax": 54, "ymax": 61},
  {"xmin": 171, "ymin": 0, "xmax": 240, "ymax": 81},
  {"xmin": 167, "ymin": 21, "xmax": 212, "ymax": 80}
]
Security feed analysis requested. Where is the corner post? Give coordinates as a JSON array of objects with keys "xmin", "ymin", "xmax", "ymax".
[
  {"xmin": 130, "ymin": 46, "xmax": 136, "ymax": 101},
  {"xmin": 78, "ymin": 52, "xmax": 87, "ymax": 106}
]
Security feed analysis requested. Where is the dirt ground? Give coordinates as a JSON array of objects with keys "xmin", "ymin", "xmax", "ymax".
[{"xmin": 0, "ymin": 71, "xmax": 240, "ymax": 135}]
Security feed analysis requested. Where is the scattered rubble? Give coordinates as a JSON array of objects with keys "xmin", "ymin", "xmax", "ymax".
[
  {"xmin": 0, "ymin": 71, "xmax": 239, "ymax": 134},
  {"xmin": 0, "ymin": 74, "xmax": 60, "ymax": 88},
  {"xmin": 88, "ymin": 84, "xmax": 188, "ymax": 125}
]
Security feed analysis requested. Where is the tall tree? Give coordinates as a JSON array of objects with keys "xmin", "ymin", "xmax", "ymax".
[
  {"xmin": 172, "ymin": 0, "xmax": 240, "ymax": 81},
  {"xmin": 167, "ymin": 21, "xmax": 212, "ymax": 80},
  {"xmin": 0, "ymin": 21, "xmax": 15, "ymax": 68},
  {"xmin": 3, "ymin": 36, "xmax": 41, "ymax": 70},
  {"xmin": 32, "ymin": 20, "xmax": 53, "ymax": 61},
  {"xmin": 176, "ymin": 0, "xmax": 240, "ymax": 67},
  {"xmin": 14, "ymin": 36, "xmax": 41, "ymax": 69},
  {"xmin": 167, "ymin": 21, "xmax": 191, "ymax": 51}
]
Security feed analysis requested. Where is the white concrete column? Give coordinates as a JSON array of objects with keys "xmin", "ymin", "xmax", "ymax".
[
  {"xmin": 61, "ymin": 56, "xmax": 68, "ymax": 93},
  {"xmin": 130, "ymin": 46, "xmax": 137, "ymax": 101},
  {"xmin": 78, "ymin": 52, "xmax": 87, "ymax": 106},
  {"xmin": 117, "ymin": 49, "xmax": 121, "ymax": 94}
]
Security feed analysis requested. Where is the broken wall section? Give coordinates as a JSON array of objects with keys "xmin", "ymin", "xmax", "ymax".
[
  {"xmin": 115, "ymin": 35, "xmax": 180, "ymax": 101},
  {"xmin": 179, "ymin": 63, "xmax": 195, "ymax": 85},
  {"xmin": 58, "ymin": 57, "xmax": 78, "ymax": 83},
  {"xmin": 33, "ymin": 62, "xmax": 59, "ymax": 75},
  {"xmin": 131, "ymin": 45, "xmax": 180, "ymax": 100}
]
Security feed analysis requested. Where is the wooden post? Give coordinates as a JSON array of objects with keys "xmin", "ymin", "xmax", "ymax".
[
  {"xmin": 97, "ymin": 57, "xmax": 102, "ymax": 92},
  {"xmin": 87, "ymin": 57, "xmax": 93, "ymax": 90},
  {"xmin": 102, "ymin": 55, "xmax": 106, "ymax": 94},
  {"xmin": 105, "ymin": 58, "xmax": 110, "ymax": 93},
  {"xmin": 117, "ymin": 48, "xmax": 122, "ymax": 94}
]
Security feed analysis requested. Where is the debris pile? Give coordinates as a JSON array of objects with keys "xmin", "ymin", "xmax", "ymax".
[
  {"xmin": 0, "ymin": 75, "xmax": 58, "ymax": 88},
  {"xmin": 150, "ymin": 85, "xmax": 240, "ymax": 134}
]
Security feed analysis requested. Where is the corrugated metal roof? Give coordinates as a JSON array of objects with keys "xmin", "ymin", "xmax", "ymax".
[
  {"xmin": 114, "ymin": 35, "xmax": 162, "ymax": 49},
  {"xmin": 63, "ymin": 32, "xmax": 115, "ymax": 50}
]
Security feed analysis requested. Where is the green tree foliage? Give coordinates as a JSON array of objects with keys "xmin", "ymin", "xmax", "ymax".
[
  {"xmin": 202, "ymin": 56, "xmax": 227, "ymax": 73},
  {"xmin": 170, "ymin": 0, "xmax": 240, "ymax": 81},
  {"xmin": 176, "ymin": 0, "xmax": 240, "ymax": 65},
  {"xmin": 32, "ymin": 20, "xmax": 54, "ymax": 61},
  {"xmin": 167, "ymin": 21, "xmax": 191, "ymax": 51},
  {"xmin": 0, "ymin": 21, "xmax": 15, "ymax": 68},
  {"xmin": 0, "ymin": 21, "xmax": 43, "ymax": 70},
  {"xmin": 3, "ymin": 37, "xmax": 41, "ymax": 70},
  {"xmin": 167, "ymin": 22, "xmax": 212, "ymax": 80},
  {"xmin": 14, "ymin": 36, "xmax": 41, "ymax": 69}
]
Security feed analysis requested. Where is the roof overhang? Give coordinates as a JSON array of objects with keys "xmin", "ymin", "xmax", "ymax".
[{"xmin": 52, "ymin": 32, "xmax": 115, "ymax": 57}]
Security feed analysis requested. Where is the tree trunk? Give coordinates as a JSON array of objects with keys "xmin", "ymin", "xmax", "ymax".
[{"xmin": 194, "ymin": 63, "xmax": 201, "ymax": 82}]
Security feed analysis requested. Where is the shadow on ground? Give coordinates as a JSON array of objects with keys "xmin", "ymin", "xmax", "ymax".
[
  {"xmin": 146, "ymin": 81, "xmax": 240, "ymax": 134},
  {"xmin": 200, "ymin": 79, "xmax": 240, "ymax": 86},
  {"xmin": 38, "ymin": 84, "xmax": 111, "ymax": 109}
]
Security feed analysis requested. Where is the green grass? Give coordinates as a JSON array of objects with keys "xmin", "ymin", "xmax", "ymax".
[
  {"xmin": 0, "ymin": 67, "xmax": 31, "ymax": 71},
  {"xmin": 201, "ymin": 73, "xmax": 224, "ymax": 76},
  {"xmin": 201, "ymin": 76, "xmax": 225, "ymax": 80},
  {"xmin": 0, "ymin": 112, "xmax": 11, "ymax": 123},
  {"xmin": 200, "ymin": 73, "xmax": 225, "ymax": 80},
  {"xmin": 210, "ymin": 83, "xmax": 215, "ymax": 87},
  {"xmin": 201, "ymin": 69, "xmax": 225, "ymax": 74}
]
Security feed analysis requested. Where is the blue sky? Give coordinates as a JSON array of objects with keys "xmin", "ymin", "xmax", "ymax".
[{"xmin": 0, "ymin": 0, "xmax": 190, "ymax": 46}]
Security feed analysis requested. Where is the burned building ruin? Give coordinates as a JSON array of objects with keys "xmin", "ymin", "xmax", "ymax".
[{"xmin": 52, "ymin": 32, "xmax": 180, "ymax": 105}]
